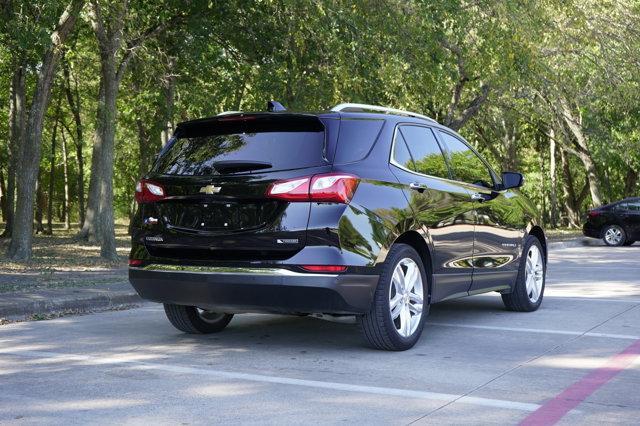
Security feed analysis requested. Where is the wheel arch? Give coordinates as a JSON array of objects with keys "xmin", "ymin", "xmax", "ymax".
[
  {"xmin": 392, "ymin": 230, "xmax": 433, "ymax": 303},
  {"xmin": 527, "ymin": 225, "xmax": 547, "ymax": 260}
]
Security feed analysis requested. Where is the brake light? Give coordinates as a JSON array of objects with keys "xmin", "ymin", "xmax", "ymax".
[
  {"xmin": 267, "ymin": 173, "xmax": 359, "ymax": 203},
  {"xmin": 301, "ymin": 265, "xmax": 347, "ymax": 273},
  {"xmin": 267, "ymin": 177, "xmax": 311, "ymax": 201},
  {"xmin": 135, "ymin": 179, "xmax": 166, "ymax": 203}
]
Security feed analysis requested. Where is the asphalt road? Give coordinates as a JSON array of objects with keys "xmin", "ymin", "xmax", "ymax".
[{"xmin": 1, "ymin": 244, "xmax": 639, "ymax": 425}]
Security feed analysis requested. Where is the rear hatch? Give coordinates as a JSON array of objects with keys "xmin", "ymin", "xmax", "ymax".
[{"xmin": 139, "ymin": 113, "xmax": 332, "ymax": 262}]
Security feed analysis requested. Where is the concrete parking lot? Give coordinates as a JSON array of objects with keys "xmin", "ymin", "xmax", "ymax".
[{"xmin": 1, "ymin": 244, "xmax": 639, "ymax": 425}]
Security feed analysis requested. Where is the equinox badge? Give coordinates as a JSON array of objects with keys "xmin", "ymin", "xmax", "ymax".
[{"xmin": 199, "ymin": 184, "xmax": 222, "ymax": 195}]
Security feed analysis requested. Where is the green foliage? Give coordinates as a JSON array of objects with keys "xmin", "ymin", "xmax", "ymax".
[{"xmin": 1, "ymin": 0, "xmax": 640, "ymax": 229}]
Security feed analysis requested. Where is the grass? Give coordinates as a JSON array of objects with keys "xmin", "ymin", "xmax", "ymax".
[{"xmin": 0, "ymin": 223, "xmax": 130, "ymax": 293}]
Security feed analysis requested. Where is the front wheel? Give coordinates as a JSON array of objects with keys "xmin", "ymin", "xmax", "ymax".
[
  {"xmin": 164, "ymin": 303, "xmax": 233, "ymax": 334},
  {"xmin": 502, "ymin": 236, "xmax": 546, "ymax": 312},
  {"xmin": 358, "ymin": 244, "xmax": 429, "ymax": 351}
]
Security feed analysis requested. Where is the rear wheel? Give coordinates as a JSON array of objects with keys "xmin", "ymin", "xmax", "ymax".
[
  {"xmin": 502, "ymin": 236, "xmax": 546, "ymax": 312},
  {"xmin": 358, "ymin": 244, "xmax": 429, "ymax": 351},
  {"xmin": 163, "ymin": 303, "xmax": 233, "ymax": 334},
  {"xmin": 603, "ymin": 225, "xmax": 626, "ymax": 246}
]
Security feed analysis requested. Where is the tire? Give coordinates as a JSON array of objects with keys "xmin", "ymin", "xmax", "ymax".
[
  {"xmin": 358, "ymin": 244, "xmax": 429, "ymax": 351},
  {"xmin": 602, "ymin": 224, "xmax": 627, "ymax": 246},
  {"xmin": 623, "ymin": 240, "xmax": 635, "ymax": 246},
  {"xmin": 502, "ymin": 236, "xmax": 546, "ymax": 312},
  {"xmin": 163, "ymin": 303, "xmax": 233, "ymax": 334}
]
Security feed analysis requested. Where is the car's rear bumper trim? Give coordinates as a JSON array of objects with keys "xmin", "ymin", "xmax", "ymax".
[{"xmin": 129, "ymin": 267, "xmax": 379, "ymax": 315}]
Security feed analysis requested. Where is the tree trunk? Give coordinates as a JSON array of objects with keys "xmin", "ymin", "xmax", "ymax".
[
  {"xmin": 8, "ymin": 0, "xmax": 84, "ymax": 260},
  {"xmin": 46, "ymin": 98, "xmax": 62, "ymax": 235},
  {"xmin": 0, "ymin": 167, "xmax": 6, "ymax": 221},
  {"xmin": 78, "ymin": 78, "xmax": 104, "ymax": 243},
  {"xmin": 160, "ymin": 56, "xmax": 176, "ymax": 146},
  {"xmin": 558, "ymin": 98, "xmax": 604, "ymax": 207},
  {"xmin": 63, "ymin": 56, "xmax": 85, "ymax": 228},
  {"xmin": 2, "ymin": 64, "xmax": 26, "ymax": 238},
  {"xmin": 61, "ymin": 129, "xmax": 71, "ymax": 230},
  {"xmin": 624, "ymin": 168, "xmax": 638, "ymax": 197},
  {"xmin": 35, "ymin": 170, "xmax": 46, "ymax": 234},
  {"xmin": 559, "ymin": 148, "xmax": 581, "ymax": 228},
  {"xmin": 94, "ymin": 62, "xmax": 119, "ymax": 260},
  {"xmin": 549, "ymin": 128, "xmax": 559, "ymax": 227}
]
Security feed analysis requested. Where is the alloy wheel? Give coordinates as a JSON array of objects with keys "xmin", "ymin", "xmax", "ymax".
[
  {"xmin": 604, "ymin": 227, "xmax": 623, "ymax": 246},
  {"xmin": 524, "ymin": 245, "xmax": 544, "ymax": 303},
  {"xmin": 197, "ymin": 308, "xmax": 227, "ymax": 324},
  {"xmin": 389, "ymin": 258, "xmax": 424, "ymax": 337}
]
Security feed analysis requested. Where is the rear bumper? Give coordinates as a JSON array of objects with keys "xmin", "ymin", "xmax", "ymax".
[
  {"xmin": 129, "ymin": 266, "xmax": 379, "ymax": 315},
  {"xmin": 582, "ymin": 223, "xmax": 600, "ymax": 239}
]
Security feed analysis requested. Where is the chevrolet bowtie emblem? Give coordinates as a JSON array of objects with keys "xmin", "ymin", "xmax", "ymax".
[{"xmin": 199, "ymin": 184, "xmax": 222, "ymax": 195}]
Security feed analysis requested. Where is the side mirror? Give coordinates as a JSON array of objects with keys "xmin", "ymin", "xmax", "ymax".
[{"xmin": 501, "ymin": 172, "xmax": 524, "ymax": 189}]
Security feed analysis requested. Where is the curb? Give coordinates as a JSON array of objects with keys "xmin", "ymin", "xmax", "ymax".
[{"xmin": 0, "ymin": 283, "xmax": 143, "ymax": 321}]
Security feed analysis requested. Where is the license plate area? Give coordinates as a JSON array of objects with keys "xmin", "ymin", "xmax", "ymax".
[{"xmin": 162, "ymin": 200, "xmax": 280, "ymax": 232}]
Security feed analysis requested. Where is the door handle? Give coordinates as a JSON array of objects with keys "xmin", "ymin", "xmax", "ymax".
[
  {"xmin": 409, "ymin": 182, "xmax": 428, "ymax": 191},
  {"xmin": 471, "ymin": 192, "xmax": 486, "ymax": 202}
]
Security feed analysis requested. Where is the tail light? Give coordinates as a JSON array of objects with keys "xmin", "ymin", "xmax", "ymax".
[
  {"xmin": 267, "ymin": 173, "xmax": 359, "ymax": 203},
  {"xmin": 135, "ymin": 179, "xmax": 166, "ymax": 203},
  {"xmin": 587, "ymin": 210, "xmax": 600, "ymax": 218},
  {"xmin": 129, "ymin": 259, "xmax": 143, "ymax": 267}
]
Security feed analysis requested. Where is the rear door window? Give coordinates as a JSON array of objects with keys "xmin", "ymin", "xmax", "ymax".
[
  {"xmin": 397, "ymin": 125, "xmax": 450, "ymax": 179},
  {"xmin": 153, "ymin": 116, "xmax": 326, "ymax": 176}
]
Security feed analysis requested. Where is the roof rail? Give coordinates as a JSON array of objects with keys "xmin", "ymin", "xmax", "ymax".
[
  {"xmin": 331, "ymin": 103, "xmax": 437, "ymax": 123},
  {"xmin": 217, "ymin": 111, "xmax": 241, "ymax": 116}
]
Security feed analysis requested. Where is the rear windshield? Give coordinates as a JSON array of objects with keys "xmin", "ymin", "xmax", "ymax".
[{"xmin": 153, "ymin": 115, "xmax": 326, "ymax": 176}]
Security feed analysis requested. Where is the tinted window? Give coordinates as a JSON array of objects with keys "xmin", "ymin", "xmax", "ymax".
[
  {"xmin": 400, "ymin": 126, "xmax": 449, "ymax": 179},
  {"xmin": 392, "ymin": 132, "xmax": 415, "ymax": 170},
  {"xmin": 334, "ymin": 119, "xmax": 384, "ymax": 163},
  {"xmin": 154, "ymin": 118, "xmax": 326, "ymax": 176},
  {"xmin": 438, "ymin": 131, "xmax": 494, "ymax": 188},
  {"xmin": 615, "ymin": 203, "xmax": 628, "ymax": 211},
  {"xmin": 623, "ymin": 202, "xmax": 640, "ymax": 212}
]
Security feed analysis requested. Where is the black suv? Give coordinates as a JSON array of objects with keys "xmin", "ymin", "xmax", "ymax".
[
  {"xmin": 129, "ymin": 103, "xmax": 546, "ymax": 351},
  {"xmin": 583, "ymin": 198, "xmax": 640, "ymax": 246}
]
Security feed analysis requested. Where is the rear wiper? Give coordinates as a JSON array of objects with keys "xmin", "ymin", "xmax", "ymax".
[{"xmin": 212, "ymin": 160, "xmax": 273, "ymax": 174}]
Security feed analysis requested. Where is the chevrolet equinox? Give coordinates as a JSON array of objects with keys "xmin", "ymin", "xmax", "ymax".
[{"xmin": 129, "ymin": 102, "xmax": 547, "ymax": 351}]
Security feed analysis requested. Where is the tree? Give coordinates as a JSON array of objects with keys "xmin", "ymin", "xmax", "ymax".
[
  {"xmin": 79, "ymin": 0, "xmax": 185, "ymax": 260},
  {"xmin": 7, "ymin": 0, "xmax": 84, "ymax": 260}
]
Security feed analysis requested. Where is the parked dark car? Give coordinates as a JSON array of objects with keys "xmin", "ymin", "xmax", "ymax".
[
  {"xmin": 128, "ymin": 102, "xmax": 546, "ymax": 351},
  {"xmin": 583, "ymin": 198, "xmax": 640, "ymax": 246}
]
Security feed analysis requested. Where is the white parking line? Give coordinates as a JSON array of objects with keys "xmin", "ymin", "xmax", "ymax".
[
  {"xmin": 429, "ymin": 322, "xmax": 640, "ymax": 340},
  {"xmin": 0, "ymin": 348, "xmax": 540, "ymax": 412}
]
